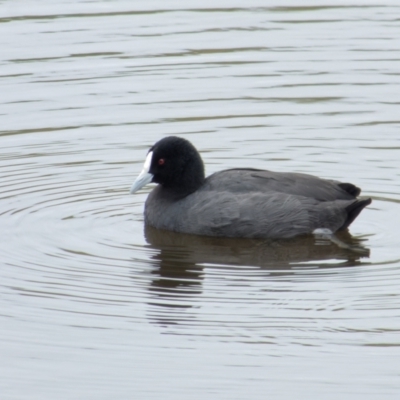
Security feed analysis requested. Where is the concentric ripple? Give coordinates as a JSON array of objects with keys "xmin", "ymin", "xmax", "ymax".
[
  {"xmin": 2, "ymin": 2, "xmax": 400, "ymax": 398},
  {"xmin": 1, "ymin": 131, "xmax": 400, "ymax": 346}
]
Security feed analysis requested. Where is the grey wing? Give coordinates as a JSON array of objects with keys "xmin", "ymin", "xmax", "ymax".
[
  {"xmin": 174, "ymin": 190, "xmax": 358, "ymax": 239},
  {"xmin": 206, "ymin": 169, "xmax": 359, "ymax": 201},
  {"xmin": 223, "ymin": 192, "xmax": 352, "ymax": 239},
  {"xmin": 233, "ymin": 193, "xmax": 314, "ymax": 238},
  {"xmin": 249, "ymin": 170, "xmax": 360, "ymax": 201}
]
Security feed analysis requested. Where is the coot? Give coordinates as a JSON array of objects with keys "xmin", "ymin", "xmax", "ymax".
[{"xmin": 130, "ymin": 136, "xmax": 371, "ymax": 239}]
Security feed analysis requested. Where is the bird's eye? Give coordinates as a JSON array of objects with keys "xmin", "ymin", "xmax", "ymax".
[{"xmin": 158, "ymin": 158, "xmax": 165, "ymax": 165}]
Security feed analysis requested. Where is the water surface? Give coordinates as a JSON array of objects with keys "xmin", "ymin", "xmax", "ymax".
[{"xmin": 1, "ymin": 2, "xmax": 400, "ymax": 399}]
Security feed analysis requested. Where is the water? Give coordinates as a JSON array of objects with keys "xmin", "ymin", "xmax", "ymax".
[{"xmin": 1, "ymin": 1, "xmax": 400, "ymax": 399}]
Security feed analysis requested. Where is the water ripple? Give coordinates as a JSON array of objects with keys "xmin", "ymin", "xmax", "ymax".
[{"xmin": 2, "ymin": 2, "xmax": 400, "ymax": 398}]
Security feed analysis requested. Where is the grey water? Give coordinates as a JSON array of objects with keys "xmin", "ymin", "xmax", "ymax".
[{"xmin": 1, "ymin": 1, "xmax": 400, "ymax": 399}]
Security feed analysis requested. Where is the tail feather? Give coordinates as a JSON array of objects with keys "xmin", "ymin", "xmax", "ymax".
[
  {"xmin": 338, "ymin": 182, "xmax": 361, "ymax": 197},
  {"xmin": 340, "ymin": 198, "xmax": 372, "ymax": 230}
]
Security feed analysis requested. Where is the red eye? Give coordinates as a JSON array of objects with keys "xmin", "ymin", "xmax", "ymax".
[{"xmin": 158, "ymin": 158, "xmax": 165, "ymax": 165}]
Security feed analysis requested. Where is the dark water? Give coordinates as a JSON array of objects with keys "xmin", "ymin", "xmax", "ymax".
[{"xmin": 1, "ymin": 2, "xmax": 400, "ymax": 399}]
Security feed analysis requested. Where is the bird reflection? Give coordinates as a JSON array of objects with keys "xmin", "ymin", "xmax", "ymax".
[{"xmin": 143, "ymin": 225, "xmax": 369, "ymax": 327}]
